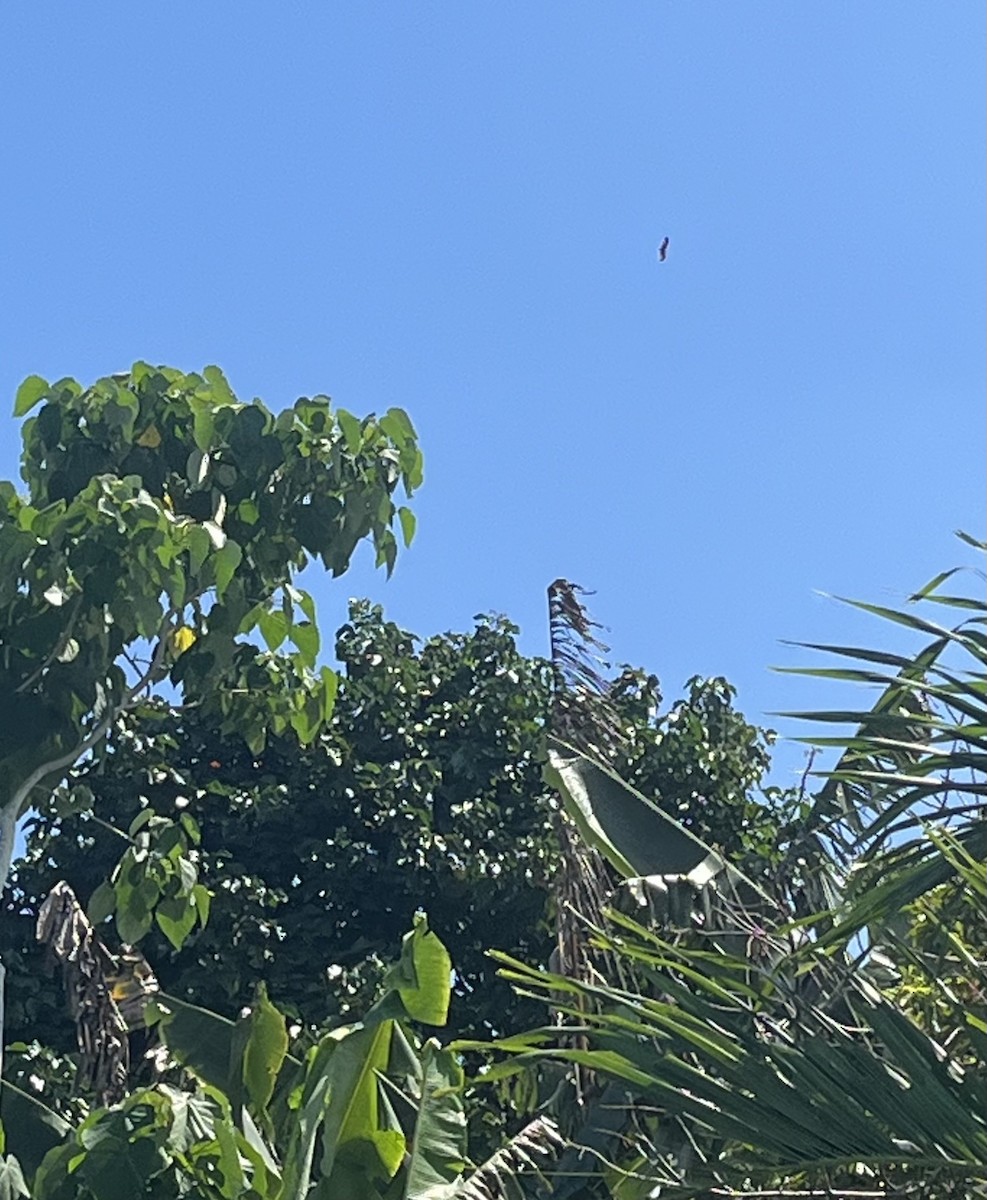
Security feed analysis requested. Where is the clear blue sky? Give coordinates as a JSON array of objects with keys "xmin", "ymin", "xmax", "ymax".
[{"xmin": 2, "ymin": 4, "xmax": 983, "ymax": 787}]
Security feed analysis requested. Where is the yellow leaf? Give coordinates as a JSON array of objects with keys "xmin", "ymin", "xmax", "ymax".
[
  {"xmin": 136, "ymin": 424, "xmax": 162, "ymax": 448},
  {"xmin": 170, "ymin": 626, "xmax": 197, "ymax": 655}
]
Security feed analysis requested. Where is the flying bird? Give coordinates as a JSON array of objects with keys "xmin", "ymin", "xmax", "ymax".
[{"xmin": 657, "ymin": 237, "xmax": 670, "ymax": 262}]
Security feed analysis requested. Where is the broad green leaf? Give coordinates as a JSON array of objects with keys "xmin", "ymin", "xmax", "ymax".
[
  {"xmin": 242, "ymin": 982, "xmax": 289, "ymax": 1125},
  {"xmin": 337, "ymin": 409, "xmax": 363, "ymax": 453},
  {"xmin": 403, "ymin": 447, "xmax": 424, "ymax": 492},
  {"xmin": 186, "ymin": 524, "xmax": 212, "ymax": 575},
  {"xmin": 210, "ymin": 1106, "xmax": 248, "ymax": 1196},
  {"xmin": 104, "ymin": 394, "xmax": 138, "ymax": 438},
  {"xmin": 380, "ymin": 407, "xmax": 416, "ymax": 445},
  {"xmin": 128, "ymin": 808, "xmax": 155, "ymax": 836},
  {"xmin": 203, "ymin": 364, "xmax": 237, "ymax": 406},
  {"xmin": 375, "ymin": 528, "xmax": 398, "ymax": 578},
  {"xmin": 320, "ymin": 665, "xmax": 339, "ymax": 721},
  {"xmin": 116, "ymin": 899, "xmax": 153, "ymax": 946},
  {"xmin": 238, "ymin": 496, "xmax": 260, "ymax": 524},
  {"xmin": 289, "ymin": 695, "xmax": 321, "ymax": 745},
  {"xmin": 295, "ymin": 586, "xmax": 318, "ymax": 623},
  {"xmin": 87, "ymin": 880, "xmax": 116, "ymax": 924},
  {"xmin": 278, "ymin": 1039, "xmax": 335, "ymax": 1200},
  {"xmin": 14, "ymin": 375, "xmax": 48, "ymax": 417},
  {"xmin": 546, "ymin": 743, "xmax": 767, "ymax": 907},
  {"xmin": 156, "ymin": 896, "xmax": 198, "ymax": 950},
  {"xmin": 192, "ymin": 883, "xmax": 211, "ymax": 925},
  {"xmin": 155, "ymin": 994, "xmax": 238, "ymax": 1090},
  {"xmin": 383, "ymin": 913, "xmax": 452, "ymax": 1026},
  {"xmin": 317, "ymin": 1022, "xmax": 404, "ymax": 1188},
  {"xmin": 401, "ymin": 1041, "xmax": 467, "ymax": 1199},
  {"xmin": 191, "ymin": 403, "xmax": 215, "ymax": 453},
  {"xmin": 259, "ymin": 608, "xmax": 291, "ymax": 653},
  {"xmin": 291, "ymin": 620, "xmax": 319, "ymax": 667},
  {"xmin": 214, "ymin": 539, "xmax": 243, "ymax": 598},
  {"xmin": 398, "ymin": 506, "xmax": 416, "ymax": 548}
]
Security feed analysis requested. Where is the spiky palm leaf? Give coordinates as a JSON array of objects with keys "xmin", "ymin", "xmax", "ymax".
[
  {"xmin": 547, "ymin": 580, "xmax": 621, "ymax": 760},
  {"xmin": 545, "ymin": 581, "xmax": 629, "ymax": 1090},
  {"xmin": 780, "ymin": 538, "xmax": 987, "ymax": 953},
  {"xmin": 482, "ymin": 906, "xmax": 987, "ymax": 1199},
  {"xmin": 492, "ymin": 546, "xmax": 987, "ymax": 1197}
]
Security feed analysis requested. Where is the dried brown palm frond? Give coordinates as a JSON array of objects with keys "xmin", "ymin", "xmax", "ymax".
[
  {"xmin": 547, "ymin": 579, "xmax": 623, "ymax": 759},
  {"xmin": 458, "ymin": 1115, "xmax": 566, "ymax": 1200},
  {"xmin": 547, "ymin": 581, "xmax": 623, "ymax": 974},
  {"xmin": 546, "ymin": 581, "xmax": 639, "ymax": 1109},
  {"xmin": 36, "ymin": 882, "xmax": 159, "ymax": 1104}
]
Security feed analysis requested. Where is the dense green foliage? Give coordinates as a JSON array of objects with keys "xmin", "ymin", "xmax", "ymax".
[
  {"xmin": 3, "ymin": 603, "xmax": 781, "ymax": 1054},
  {"xmin": 0, "ymin": 362, "xmax": 421, "ymax": 901}
]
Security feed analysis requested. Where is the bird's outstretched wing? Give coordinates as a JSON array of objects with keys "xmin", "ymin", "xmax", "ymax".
[{"xmin": 657, "ymin": 236, "xmax": 669, "ymax": 262}]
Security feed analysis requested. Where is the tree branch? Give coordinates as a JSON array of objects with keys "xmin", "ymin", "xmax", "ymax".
[
  {"xmin": 13, "ymin": 596, "xmax": 83, "ymax": 696},
  {"xmin": 0, "ymin": 607, "xmax": 179, "ymax": 895}
]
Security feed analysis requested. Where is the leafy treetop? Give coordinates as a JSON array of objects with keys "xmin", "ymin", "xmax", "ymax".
[{"xmin": 0, "ymin": 364, "xmax": 422, "ymax": 891}]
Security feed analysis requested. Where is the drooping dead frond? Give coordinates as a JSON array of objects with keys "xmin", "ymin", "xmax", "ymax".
[
  {"xmin": 547, "ymin": 579, "xmax": 622, "ymax": 759},
  {"xmin": 36, "ymin": 882, "xmax": 158, "ymax": 1104},
  {"xmin": 545, "ymin": 581, "xmax": 636, "ymax": 1109},
  {"xmin": 546, "ymin": 582, "xmax": 625, "ymax": 957},
  {"xmin": 459, "ymin": 1116, "xmax": 566, "ymax": 1200},
  {"xmin": 37, "ymin": 882, "xmax": 129, "ymax": 1104}
]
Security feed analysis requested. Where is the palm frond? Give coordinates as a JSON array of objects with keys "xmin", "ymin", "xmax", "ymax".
[
  {"xmin": 458, "ymin": 1115, "xmax": 566, "ymax": 1200},
  {"xmin": 547, "ymin": 579, "xmax": 622, "ymax": 759},
  {"xmin": 781, "ymin": 548, "xmax": 987, "ymax": 956},
  {"xmin": 485, "ymin": 915, "xmax": 987, "ymax": 1196}
]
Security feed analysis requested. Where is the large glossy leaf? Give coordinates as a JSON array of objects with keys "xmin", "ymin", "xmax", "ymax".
[
  {"xmin": 317, "ymin": 1021, "xmax": 405, "ymax": 1190},
  {"xmin": 401, "ymin": 1040, "xmax": 467, "ymax": 1199},
  {"xmin": 152, "ymin": 992, "xmax": 237, "ymax": 1089},
  {"xmin": 12, "ymin": 375, "xmax": 48, "ymax": 417},
  {"xmin": 153, "ymin": 988, "xmax": 301, "ymax": 1137},
  {"xmin": 382, "ymin": 912, "xmax": 453, "ymax": 1026},
  {"xmin": 546, "ymin": 742, "xmax": 770, "ymax": 909},
  {"xmin": 277, "ymin": 1039, "xmax": 335, "ymax": 1200},
  {"xmin": 241, "ymin": 982, "xmax": 289, "ymax": 1129}
]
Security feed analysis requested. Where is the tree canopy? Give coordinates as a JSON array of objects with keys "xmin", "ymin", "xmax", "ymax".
[
  {"xmin": 0, "ymin": 363, "xmax": 422, "ymax": 888},
  {"xmin": 0, "ymin": 362, "xmax": 421, "ymax": 1091},
  {"xmin": 3, "ymin": 601, "xmax": 783, "ymax": 1053},
  {"xmin": 2, "ymin": 365, "xmax": 982, "ymax": 1200}
]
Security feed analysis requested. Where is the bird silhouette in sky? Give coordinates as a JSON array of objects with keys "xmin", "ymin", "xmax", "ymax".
[{"xmin": 657, "ymin": 237, "xmax": 670, "ymax": 262}]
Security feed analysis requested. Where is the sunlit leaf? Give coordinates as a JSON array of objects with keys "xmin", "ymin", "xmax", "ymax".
[{"xmin": 13, "ymin": 375, "xmax": 48, "ymax": 417}]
